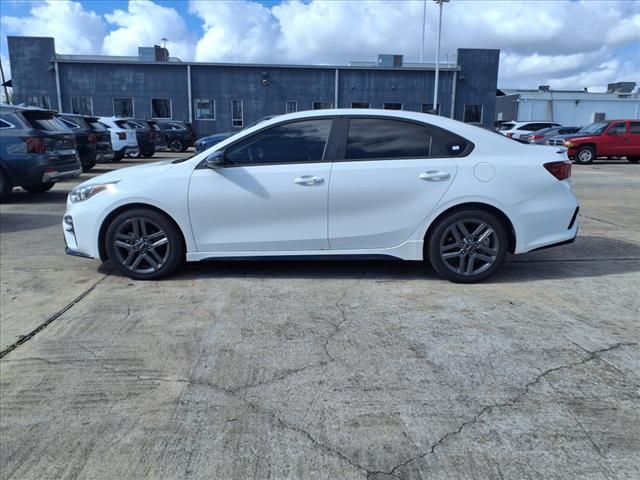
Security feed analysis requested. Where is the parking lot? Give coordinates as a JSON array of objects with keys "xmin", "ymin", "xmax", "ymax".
[{"xmin": 1, "ymin": 153, "xmax": 638, "ymax": 479}]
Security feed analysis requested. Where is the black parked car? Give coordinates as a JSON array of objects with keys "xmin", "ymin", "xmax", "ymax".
[
  {"xmin": 121, "ymin": 119, "xmax": 157, "ymax": 158},
  {"xmin": 0, "ymin": 105, "xmax": 81, "ymax": 201},
  {"xmin": 57, "ymin": 113, "xmax": 114, "ymax": 171},
  {"xmin": 156, "ymin": 121, "xmax": 196, "ymax": 152},
  {"xmin": 147, "ymin": 120, "xmax": 168, "ymax": 151}
]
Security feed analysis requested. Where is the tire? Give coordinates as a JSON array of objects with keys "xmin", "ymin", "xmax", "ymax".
[
  {"xmin": 628, "ymin": 157, "xmax": 640, "ymax": 164},
  {"xmin": 169, "ymin": 139, "xmax": 183, "ymax": 152},
  {"xmin": 575, "ymin": 146, "xmax": 595, "ymax": 164},
  {"xmin": 112, "ymin": 152, "xmax": 123, "ymax": 162},
  {"xmin": 22, "ymin": 182, "xmax": 55, "ymax": 194},
  {"xmin": 82, "ymin": 161, "xmax": 96, "ymax": 172},
  {"xmin": 427, "ymin": 209, "xmax": 508, "ymax": 283},
  {"xmin": 126, "ymin": 150, "xmax": 141, "ymax": 159},
  {"xmin": 0, "ymin": 170, "xmax": 12, "ymax": 202},
  {"xmin": 142, "ymin": 151, "xmax": 154, "ymax": 158},
  {"xmin": 105, "ymin": 208, "xmax": 184, "ymax": 280}
]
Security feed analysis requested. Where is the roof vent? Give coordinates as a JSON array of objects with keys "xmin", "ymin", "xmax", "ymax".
[
  {"xmin": 538, "ymin": 85, "xmax": 551, "ymax": 92},
  {"xmin": 377, "ymin": 54, "xmax": 403, "ymax": 67},
  {"xmin": 607, "ymin": 82, "xmax": 636, "ymax": 94},
  {"xmin": 138, "ymin": 45, "xmax": 170, "ymax": 62}
]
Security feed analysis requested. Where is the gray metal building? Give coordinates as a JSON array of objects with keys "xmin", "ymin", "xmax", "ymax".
[{"xmin": 8, "ymin": 36, "xmax": 500, "ymax": 136}]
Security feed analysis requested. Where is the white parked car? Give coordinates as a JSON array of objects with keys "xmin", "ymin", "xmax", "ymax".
[
  {"xmin": 98, "ymin": 117, "xmax": 138, "ymax": 161},
  {"xmin": 64, "ymin": 109, "xmax": 579, "ymax": 283},
  {"xmin": 498, "ymin": 121, "xmax": 563, "ymax": 140}
]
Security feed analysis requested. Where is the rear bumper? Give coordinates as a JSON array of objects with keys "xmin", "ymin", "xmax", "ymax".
[{"xmin": 43, "ymin": 166, "xmax": 82, "ymax": 183}]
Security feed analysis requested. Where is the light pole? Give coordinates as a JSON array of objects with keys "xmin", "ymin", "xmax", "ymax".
[
  {"xmin": 420, "ymin": 0, "xmax": 427, "ymax": 63},
  {"xmin": 433, "ymin": 0, "xmax": 449, "ymax": 115}
]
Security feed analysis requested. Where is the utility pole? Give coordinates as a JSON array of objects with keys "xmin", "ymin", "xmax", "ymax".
[
  {"xmin": 433, "ymin": 0, "xmax": 449, "ymax": 115},
  {"xmin": 420, "ymin": 0, "xmax": 427, "ymax": 63}
]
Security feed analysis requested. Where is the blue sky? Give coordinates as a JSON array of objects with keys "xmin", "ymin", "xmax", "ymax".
[{"xmin": 1, "ymin": 0, "xmax": 638, "ymax": 90}]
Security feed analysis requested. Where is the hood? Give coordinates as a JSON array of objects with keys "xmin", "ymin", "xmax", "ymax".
[{"xmin": 77, "ymin": 160, "xmax": 174, "ymax": 187}]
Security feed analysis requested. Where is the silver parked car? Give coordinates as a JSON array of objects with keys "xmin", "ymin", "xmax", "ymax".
[{"xmin": 526, "ymin": 126, "xmax": 582, "ymax": 145}]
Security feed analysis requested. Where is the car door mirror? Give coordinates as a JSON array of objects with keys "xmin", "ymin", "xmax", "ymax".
[{"xmin": 205, "ymin": 150, "xmax": 225, "ymax": 169}]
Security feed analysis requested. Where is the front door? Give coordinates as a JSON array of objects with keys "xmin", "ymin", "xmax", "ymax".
[
  {"xmin": 328, "ymin": 117, "xmax": 461, "ymax": 250},
  {"xmin": 188, "ymin": 118, "xmax": 334, "ymax": 253}
]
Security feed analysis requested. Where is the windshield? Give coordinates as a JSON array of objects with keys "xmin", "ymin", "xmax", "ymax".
[
  {"xmin": 497, "ymin": 123, "xmax": 514, "ymax": 131},
  {"xmin": 578, "ymin": 122, "xmax": 608, "ymax": 135}
]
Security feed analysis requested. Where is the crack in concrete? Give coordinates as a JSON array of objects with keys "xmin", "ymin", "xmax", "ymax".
[
  {"xmin": 0, "ymin": 276, "xmax": 108, "ymax": 359},
  {"xmin": 369, "ymin": 342, "xmax": 638, "ymax": 480}
]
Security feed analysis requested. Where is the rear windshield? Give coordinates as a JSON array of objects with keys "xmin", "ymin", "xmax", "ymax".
[
  {"xmin": 88, "ymin": 120, "xmax": 108, "ymax": 131},
  {"xmin": 497, "ymin": 123, "xmax": 515, "ymax": 131},
  {"xmin": 578, "ymin": 122, "xmax": 608, "ymax": 134},
  {"xmin": 127, "ymin": 120, "xmax": 148, "ymax": 129},
  {"xmin": 23, "ymin": 112, "xmax": 71, "ymax": 132},
  {"xmin": 59, "ymin": 116, "xmax": 90, "ymax": 130},
  {"xmin": 115, "ymin": 120, "xmax": 133, "ymax": 129}
]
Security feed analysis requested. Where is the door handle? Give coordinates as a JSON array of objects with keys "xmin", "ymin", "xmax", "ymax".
[
  {"xmin": 419, "ymin": 171, "xmax": 451, "ymax": 181},
  {"xmin": 294, "ymin": 175, "xmax": 324, "ymax": 185}
]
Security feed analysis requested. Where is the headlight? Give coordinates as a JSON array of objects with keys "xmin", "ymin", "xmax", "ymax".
[
  {"xmin": 69, "ymin": 182, "xmax": 118, "ymax": 203},
  {"xmin": 563, "ymin": 141, "xmax": 574, "ymax": 148}
]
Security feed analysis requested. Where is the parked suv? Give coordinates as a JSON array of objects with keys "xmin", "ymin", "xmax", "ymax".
[
  {"xmin": 57, "ymin": 114, "xmax": 114, "ymax": 171},
  {"xmin": 0, "ymin": 105, "xmax": 81, "ymax": 201},
  {"xmin": 498, "ymin": 121, "xmax": 562, "ymax": 140},
  {"xmin": 98, "ymin": 117, "xmax": 138, "ymax": 161},
  {"xmin": 146, "ymin": 120, "xmax": 168, "ymax": 151},
  {"xmin": 156, "ymin": 121, "xmax": 196, "ymax": 152},
  {"xmin": 564, "ymin": 120, "xmax": 640, "ymax": 164},
  {"xmin": 120, "ymin": 119, "xmax": 157, "ymax": 158}
]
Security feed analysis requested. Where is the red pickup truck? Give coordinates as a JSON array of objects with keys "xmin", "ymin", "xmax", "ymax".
[{"xmin": 564, "ymin": 120, "xmax": 640, "ymax": 164}]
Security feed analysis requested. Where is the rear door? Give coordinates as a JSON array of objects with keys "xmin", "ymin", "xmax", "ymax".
[
  {"xmin": 328, "ymin": 117, "xmax": 464, "ymax": 250},
  {"xmin": 629, "ymin": 121, "xmax": 640, "ymax": 156}
]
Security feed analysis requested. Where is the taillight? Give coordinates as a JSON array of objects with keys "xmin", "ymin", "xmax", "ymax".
[
  {"xmin": 117, "ymin": 132, "xmax": 126, "ymax": 140},
  {"xmin": 88, "ymin": 133, "xmax": 97, "ymax": 143},
  {"xmin": 24, "ymin": 137, "xmax": 47, "ymax": 153},
  {"xmin": 544, "ymin": 161, "xmax": 572, "ymax": 180},
  {"xmin": 532, "ymin": 135, "xmax": 543, "ymax": 140},
  {"xmin": 506, "ymin": 132, "xmax": 514, "ymax": 138}
]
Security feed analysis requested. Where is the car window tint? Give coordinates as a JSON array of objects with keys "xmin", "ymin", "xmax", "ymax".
[
  {"xmin": 630, "ymin": 122, "xmax": 640, "ymax": 134},
  {"xmin": 59, "ymin": 118, "xmax": 81, "ymax": 129},
  {"xmin": 345, "ymin": 118, "xmax": 467, "ymax": 159},
  {"xmin": 88, "ymin": 120, "xmax": 108, "ymax": 131},
  {"xmin": 608, "ymin": 122, "xmax": 626, "ymax": 134},
  {"xmin": 225, "ymin": 119, "xmax": 332, "ymax": 165},
  {"xmin": 498, "ymin": 123, "xmax": 514, "ymax": 131}
]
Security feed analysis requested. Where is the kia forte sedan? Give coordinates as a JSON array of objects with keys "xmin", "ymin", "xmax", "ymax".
[{"xmin": 63, "ymin": 109, "xmax": 579, "ymax": 283}]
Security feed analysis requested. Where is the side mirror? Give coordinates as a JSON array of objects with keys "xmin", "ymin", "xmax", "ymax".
[{"xmin": 205, "ymin": 150, "xmax": 225, "ymax": 169}]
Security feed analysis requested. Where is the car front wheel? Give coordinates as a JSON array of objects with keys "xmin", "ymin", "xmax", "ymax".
[
  {"xmin": 628, "ymin": 157, "xmax": 640, "ymax": 164},
  {"xmin": 169, "ymin": 139, "xmax": 183, "ymax": 152},
  {"xmin": 105, "ymin": 208, "xmax": 184, "ymax": 280},
  {"xmin": 22, "ymin": 182, "xmax": 55, "ymax": 194},
  {"xmin": 575, "ymin": 146, "xmax": 596, "ymax": 164},
  {"xmin": 0, "ymin": 170, "xmax": 12, "ymax": 201},
  {"xmin": 428, "ymin": 209, "xmax": 508, "ymax": 283}
]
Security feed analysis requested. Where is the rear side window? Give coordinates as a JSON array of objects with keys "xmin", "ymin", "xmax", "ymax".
[
  {"xmin": 630, "ymin": 122, "xmax": 640, "ymax": 134},
  {"xmin": 225, "ymin": 119, "xmax": 332, "ymax": 165},
  {"xmin": 345, "ymin": 118, "xmax": 468, "ymax": 160}
]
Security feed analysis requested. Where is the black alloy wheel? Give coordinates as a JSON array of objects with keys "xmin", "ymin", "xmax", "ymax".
[
  {"xmin": 428, "ymin": 209, "xmax": 508, "ymax": 283},
  {"xmin": 169, "ymin": 139, "xmax": 184, "ymax": 153},
  {"xmin": 105, "ymin": 208, "xmax": 184, "ymax": 280}
]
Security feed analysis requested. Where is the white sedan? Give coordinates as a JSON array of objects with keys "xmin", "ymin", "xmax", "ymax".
[{"xmin": 63, "ymin": 109, "xmax": 579, "ymax": 283}]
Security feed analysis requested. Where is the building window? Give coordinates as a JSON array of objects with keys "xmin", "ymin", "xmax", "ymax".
[
  {"xmin": 463, "ymin": 104, "xmax": 483, "ymax": 123},
  {"xmin": 194, "ymin": 99, "xmax": 215, "ymax": 120},
  {"xmin": 232, "ymin": 99, "xmax": 243, "ymax": 127},
  {"xmin": 71, "ymin": 96, "xmax": 93, "ymax": 115},
  {"xmin": 151, "ymin": 98, "xmax": 172, "ymax": 119},
  {"xmin": 285, "ymin": 100, "xmax": 297, "ymax": 113},
  {"xmin": 351, "ymin": 102, "xmax": 370, "ymax": 109},
  {"xmin": 421, "ymin": 103, "xmax": 439, "ymax": 114},
  {"xmin": 27, "ymin": 95, "xmax": 51, "ymax": 109},
  {"xmin": 383, "ymin": 103, "xmax": 402, "ymax": 110},
  {"xmin": 312, "ymin": 101, "xmax": 333, "ymax": 110},
  {"xmin": 113, "ymin": 97, "xmax": 134, "ymax": 117}
]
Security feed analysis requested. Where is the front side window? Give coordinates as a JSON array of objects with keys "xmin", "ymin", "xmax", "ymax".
[
  {"xmin": 151, "ymin": 98, "xmax": 172, "ymax": 119},
  {"xmin": 383, "ymin": 103, "xmax": 402, "ymax": 110},
  {"xmin": 345, "ymin": 118, "xmax": 468, "ymax": 160},
  {"xmin": 608, "ymin": 122, "xmax": 626, "ymax": 135},
  {"xmin": 463, "ymin": 104, "xmax": 483, "ymax": 123},
  {"xmin": 195, "ymin": 99, "xmax": 215, "ymax": 120},
  {"xmin": 312, "ymin": 101, "xmax": 333, "ymax": 110},
  {"xmin": 27, "ymin": 96, "xmax": 51, "ymax": 109},
  {"xmin": 71, "ymin": 96, "xmax": 93, "ymax": 115},
  {"xmin": 286, "ymin": 101, "xmax": 297, "ymax": 113},
  {"xmin": 351, "ymin": 102, "xmax": 370, "ymax": 109},
  {"xmin": 225, "ymin": 119, "xmax": 332, "ymax": 166},
  {"xmin": 232, "ymin": 100, "xmax": 243, "ymax": 127},
  {"xmin": 114, "ymin": 97, "xmax": 134, "ymax": 117}
]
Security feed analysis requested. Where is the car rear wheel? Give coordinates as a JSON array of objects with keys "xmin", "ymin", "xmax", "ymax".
[
  {"xmin": 628, "ymin": 157, "xmax": 640, "ymax": 164},
  {"xmin": 169, "ymin": 139, "xmax": 183, "ymax": 152},
  {"xmin": 575, "ymin": 146, "xmax": 595, "ymax": 164},
  {"xmin": 105, "ymin": 208, "xmax": 184, "ymax": 280},
  {"xmin": 22, "ymin": 182, "xmax": 55, "ymax": 194},
  {"xmin": 0, "ymin": 170, "xmax": 12, "ymax": 201},
  {"xmin": 428, "ymin": 209, "xmax": 508, "ymax": 283},
  {"xmin": 82, "ymin": 161, "xmax": 96, "ymax": 172}
]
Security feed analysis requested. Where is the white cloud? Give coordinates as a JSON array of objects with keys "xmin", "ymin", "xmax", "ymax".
[
  {"xmin": 0, "ymin": 0, "xmax": 105, "ymax": 55},
  {"xmin": 103, "ymin": 0, "xmax": 195, "ymax": 60},
  {"xmin": 0, "ymin": 0, "xmax": 638, "ymax": 90}
]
